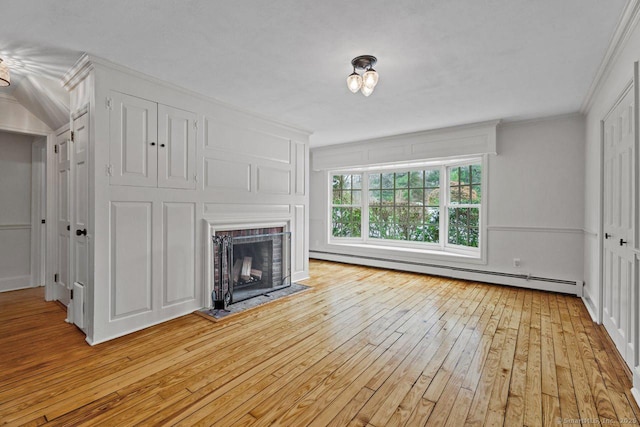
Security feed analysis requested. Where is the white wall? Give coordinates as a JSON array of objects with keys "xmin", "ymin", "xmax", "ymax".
[
  {"xmin": 310, "ymin": 114, "xmax": 585, "ymax": 294},
  {"xmin": 0, "ymin": 131, "xmax": 34, "ymax": 291}
]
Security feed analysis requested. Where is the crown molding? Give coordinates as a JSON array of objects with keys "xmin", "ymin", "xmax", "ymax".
[{"xmin": 580, "ymin": 0, "xmax": 640, "ymax": 113}]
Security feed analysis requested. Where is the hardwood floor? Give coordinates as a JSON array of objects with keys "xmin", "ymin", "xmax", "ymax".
[{"xmin": 1, "ymin": 260, "xmax": 639, "ymax": 426}]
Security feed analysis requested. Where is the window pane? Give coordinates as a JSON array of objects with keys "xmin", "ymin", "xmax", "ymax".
[
  {"xmin": 352, "ymin": 174, "xmax": 362, "ymax": 189},
  {"xmin": 381, "ymin": 190, "xmax": 394, "ymax": 204},
  {"xmin": 396, "ymin": 172, "xmax": 408, "ymax": 188},
  {"xmin": 425, "ymin": 188, "xmax": 439, "ymax": 206},
  {"xmin": 459, "ymin": 166, "xmax": 471, "ymax": 185},
  {"xmin": 395, "ymin": 189, "xmax": 408, "ymax": 205},
  {"xmin": 332, "ymin": 175, "xmax": 342, "ymax": 190},
  {"xmin": 333, "ymin": 190, "xmax": 341, "ymax": 204},
  {"xmin": 341, "ymin": 190, "xmax": 352, "ymax": 205},
  {"xmin": 450, "ymin": 185, "xmax": 460, "ymax": 204},
  {"xmin": 369, "ymin": 221, "xmax": 380, "ymax": 238},
  {"xmin": 425, "ymin": 169, "xmax": 440, "ymax": 187},
  {"xmin": 410, "ymin": 188, "xmax": 424, "ymax": 205},
  {"xmin": 369, "ymin": 190, "xmax": 381, "ymax": 204},
  {"xmin": 369, "ymin": 207, "xmax": 380, "ymax": 223},
  {"xmin": 369, "ymin": 173, "xmax": 381, "ymax": 189},
  {"xmin": 459, "ymin": 185, "xmax": 472, "ymax": 204},
  {"xmin": 409, "ymin": 171, "xmax": 424, "ymax": 187},
  {"xmin": 426, "ymin": 207, "xmax": 439, "ymax": 225},
  {"xmin": 352, "ymin": 190, "xmax": 361, "ymax": 204},
  {"xmin": 381, "ymin": 173, "xmax": 394, "ymax": 189},
  {"xmin": 332, "ymin": 207, "xmax": 361, "ymax": 237},
  {"xmin": 448, "ymin": 207, "xmax": 479, "ymax": 248},
  {"xmin": 472, "ymin": 185, "xmax": 481, "ymax": 203},
  {"xmin": 471, "ymin": 165, "xmax": 482, "ymax": 184},
  {"xmin": 450, "ymin": 167, "xmax": 460, "ymax": 186}
]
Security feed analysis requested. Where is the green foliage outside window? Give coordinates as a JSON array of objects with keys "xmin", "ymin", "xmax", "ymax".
[
  {"xmin": 332, "ymin": 174, "xmax": 362, "ymax": 237},
  {"xmin": 447, "ymin": 165, "xmax": 481, "ymax": 247},
  {"xmin": 331, "ymin": 163, "xmax": 481, "ymax": 250},
  {"xmin": 368, "ymin": 170, "xmax": 440, "ymax": 243}
]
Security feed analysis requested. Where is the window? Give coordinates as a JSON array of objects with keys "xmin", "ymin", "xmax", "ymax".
[
  {"xmin": 330, "ymin": 159, "xmax": 484, "ymax": 256},
  {"xmin": 368, "ymin": 170, "xmax": 440, "ymax": 242},
  {"xmin": 447, "ymin": 164, "xmax": 481, "ymax": 248},
  {"xmin": 331, "ymin": 174, "xmax": 362, "ymax": 238}
]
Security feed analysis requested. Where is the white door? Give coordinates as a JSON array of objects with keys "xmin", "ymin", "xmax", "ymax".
[
  {"xmin": 157, "ymin": 104, "xmax": 196, "ymax": 189},
  {"xmin": 72, "ymin": 112, "xmax": 89, "ymax": 294},
  {"xmin": 109, "ymin": 92, "xmax": 158, "ymax": 187},
  {"xmin": 602, "ymin": 85, "xmax": 636, "ymax": 367},
  {"xmin": 56, "ymin": 130, "xmax": 71, "ymax": 304}
]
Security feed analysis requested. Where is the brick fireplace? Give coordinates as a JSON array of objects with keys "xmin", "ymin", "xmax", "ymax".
[{"xmin": 211, "ymin": 226, "xmax": 291, "ymax": 308}]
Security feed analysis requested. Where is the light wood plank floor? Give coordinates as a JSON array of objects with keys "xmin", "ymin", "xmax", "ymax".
[{"xmin": 1, "ymin": 260, "xmax": 639, "ymax": 426}]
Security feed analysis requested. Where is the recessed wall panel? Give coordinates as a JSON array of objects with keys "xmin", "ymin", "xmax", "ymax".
[
  {"xmin": 205, "ymin": 119, "xmax": 291, "ymax": 163},
  {"xmin": 295, "ymin": 142, "xmax": 306, "ymax": 195},
  {"xmin": 204, "ymin": 158, "xmax": 251, "ymax": 192},
  {"xmin": 110, "ymin": 202, "xmax": 152, "ymax": 318},
  {"xmin": 257, "ymin": 166, "xmax": 290, "ymax": 195},
  {"xmin": 163, "ymin": 203, "xmax": 196, "ymax": 306}
]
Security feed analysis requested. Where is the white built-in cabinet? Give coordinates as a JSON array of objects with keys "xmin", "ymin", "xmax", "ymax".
[{"xmin": 109, "ymin": 91, "xmax": 197, "ymax": 189}]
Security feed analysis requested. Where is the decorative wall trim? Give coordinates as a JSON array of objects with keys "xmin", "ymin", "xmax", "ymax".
[
  {"xmin": 0, "ymin": 223, "xmax": 31, "ymax": 231},
  {"xmin": 583, "ymin": 228, "xmax": 599, "ymax": 237},
  {"xmin": 487, "ymin": 225, "xmax": 584, "ymax": 234},
  {"xmin": 580, "ymin": 0, "xmax": 640, "ymax": 113},
  {"xmin": 312, "ymin": 119, "xmax": 499, "ymax": 171}
]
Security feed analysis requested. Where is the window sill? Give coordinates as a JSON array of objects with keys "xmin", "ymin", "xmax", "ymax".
[{"xmin": 326, "ymin": 241, "xmax": 484, "ymax": 264}]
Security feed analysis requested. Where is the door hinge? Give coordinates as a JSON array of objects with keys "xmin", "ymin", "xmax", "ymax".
[
  {"xmin": 41, "ymin": 219, "xmax": 46, "ymax": 224},
  {"xmin": 54, "ymin": 273, "xmax": 59, "ymax": 283},
  {"xmin": 54, "ymin": 144, "xmax": 58, "ymax": 154},
  {"xmin": 71, "ymin": 131, "xmax": 75, "ymax": 142},
  {"xmin": 193, "ymin": 173, "xmax": 198, "ymax": 183},
  {"xmin": 106, "ymin": 97, "xmax": 113, "ymax": 110},
  {"xmin": 193, "ymin": 120, "xmax": 198, "ymax": 130},
  {"xmin": 106, "ymin": 164, "xmax": 113, "ymax": 176},
  {"xmin": 70, "ymin": 289, "xmax": 74, "ymax": 300}
]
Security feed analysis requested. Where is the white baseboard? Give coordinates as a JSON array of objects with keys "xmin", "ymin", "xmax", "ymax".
[
  {"xmin": 0, "ymin": 275, "xmax": 32, "ymax": 292},
  {"xmin": 631, "ymin": 387, "xmax": 640, "ymax": 409},
  {"xmin": 581, "ymin": 287, "xmax": 600, "ymax": 324},
  {"xmin": 311, "ymin": 251, "xmax": 579, "ymax": 295}
]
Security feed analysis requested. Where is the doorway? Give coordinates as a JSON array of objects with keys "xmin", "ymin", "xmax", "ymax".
[{"xmin": 0, "ymin": 130, "xmax": 47, "ymax": 293}]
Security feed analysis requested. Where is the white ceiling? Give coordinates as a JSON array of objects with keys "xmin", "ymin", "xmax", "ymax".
[{"xmin": 0, "ymin": 0, "xmax": 628, "ymax": 146}]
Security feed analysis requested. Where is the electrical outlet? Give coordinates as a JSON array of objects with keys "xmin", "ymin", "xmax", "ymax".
[{"xmin": 513, "ymin": 258, "xmax": 521, "ymax": 267}]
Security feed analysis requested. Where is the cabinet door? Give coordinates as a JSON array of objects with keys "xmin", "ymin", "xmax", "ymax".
[
  {"xmin": 157, "ymin": 104, "xmax": 196, "ymax": 189},
  {"xmin": 110, "ymin": 92, "xmax": 158, "ymax": 187}
]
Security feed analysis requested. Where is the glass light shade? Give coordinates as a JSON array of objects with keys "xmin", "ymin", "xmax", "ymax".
[
  {"xmin": 361, "ymin": 84, "xmax": 374, "ymax": 97},
  {"xmin": 347, "ymin": 72, "xmax": 362, "ymax": 93},
  {"xmin": 362, "ymin": 69, "xmax": 378, "ymax": 89},
  {"xmin": 0, "ymin": 61, "xmax": 9, "ymax": 87}
]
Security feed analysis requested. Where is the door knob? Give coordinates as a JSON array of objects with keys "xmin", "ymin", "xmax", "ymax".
[
  {"xmin": 620, "ymin": 238, "xmax": 628, "ymax": 246},
  {"xmin": 76, "ymin": 228, "xmax": 87, "ymax": 236},
  {"xmin": 605, "ymin": 233, "xmax": 611, "ymax": 239},
  {"xmin": 160, "ymin": 143, "xmax": 166, "ymax": 147},
  {"xmin": 150, "ymin": 142, "xmax": 156, "ymax": 146}
]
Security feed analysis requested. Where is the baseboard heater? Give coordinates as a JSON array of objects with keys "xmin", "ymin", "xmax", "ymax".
[{"xmin": 310, "ymin": 250, "xmax": 577, "ymax": 287}]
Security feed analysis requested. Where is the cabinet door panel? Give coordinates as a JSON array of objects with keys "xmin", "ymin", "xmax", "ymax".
[
  {"xmin": 110, "ymin": 92, "xmax": 158, "ymax": 187},
  {"xmin": 163, "ymin": 203, "xmax": 196, "ymax": 306},
  {"xmin": 158, "ymin": 104, "xmax": 196, "ymax": 189}
]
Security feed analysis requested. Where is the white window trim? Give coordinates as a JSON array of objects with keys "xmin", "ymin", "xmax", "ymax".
[{"xmin": 328, "ymin": 155, "xmax": 487, "ymax": 261}]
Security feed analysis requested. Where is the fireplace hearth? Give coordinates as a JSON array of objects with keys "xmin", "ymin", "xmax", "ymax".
[{"xmin": 212, "ymin": 227, "xmax": 291, "ymax": 309}]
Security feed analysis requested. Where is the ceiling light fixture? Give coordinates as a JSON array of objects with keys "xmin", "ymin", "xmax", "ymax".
[
  {"xmin": 0, "ymin": 58, "xmax": 10, "ymax": 87},
  {"xmin": 347, "ymin": 55, "xmax": 378, "ymax": 96}
]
